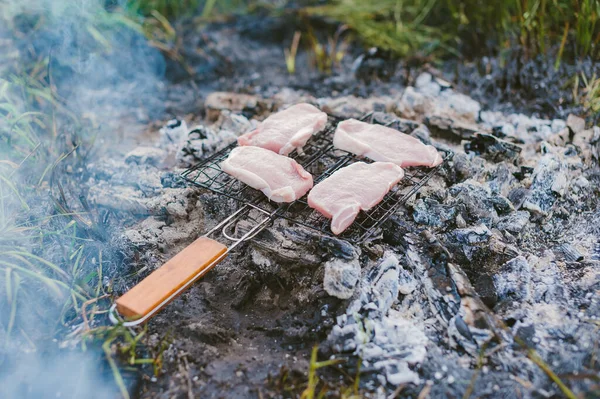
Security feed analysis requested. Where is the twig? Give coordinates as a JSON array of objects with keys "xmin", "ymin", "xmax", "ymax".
[
  {"xmin": 387, "ymin": 384, "xmax": 405, "ymax": 399},
  {"xmin": 417, "ymin": 382, "xmax": 431, "ymax": 399},
  {"xmin": 81, "ymin": 294, "xmax": 109, "ymax": 331}
]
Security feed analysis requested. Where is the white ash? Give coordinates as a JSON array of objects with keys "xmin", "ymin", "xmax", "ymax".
[
  {"xmin": 522, "ymin": 151, "xmax": 570, "ymax": 214},
  {"xmin": 160, "ymin": 118, "xmax": 188, "ymax": 146},
  {"xmin": 323, "ymin": 257, "xmax": 360, "ymax": 299},
  {"xmin": 328, "ymin": 252, "xmax": 427, "ymax": 385},
  {"xmin": 399, "ymin": 72, "xmax": 481, "ymax": 124},
  {"xmin": 125, "ymin": 146, "xmax": 167, "ymax": 167}
]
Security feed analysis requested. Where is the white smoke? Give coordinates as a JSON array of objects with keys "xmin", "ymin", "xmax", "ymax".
[{"xmin": 0, "ymin": 1, "xmax": 167, "ymax": 397}]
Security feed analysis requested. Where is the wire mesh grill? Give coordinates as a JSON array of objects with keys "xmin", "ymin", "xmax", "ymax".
[{"xmin": 181, "ymin": 112, "xmax": 453, "ymax": 243}]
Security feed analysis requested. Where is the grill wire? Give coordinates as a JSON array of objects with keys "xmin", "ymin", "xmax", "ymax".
[{"xmin": 181, "ymin": 112, "xmax": 453, "ymax": 243}]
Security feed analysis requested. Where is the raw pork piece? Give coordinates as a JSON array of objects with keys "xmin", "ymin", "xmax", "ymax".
[
  {"xmin": 307, "ymin": 162, "xmax": 404, "ymax": 235},
  {"xmin": 221, "ymin": 146, "xmax": 313, "ymax": 203},
  {"xmin": 333, "ymin": 119, "xmax": 443, "ymax": 167},
  {"xmin": 238, "ymin": 103, "xmax": 328, "ymax": 155}
]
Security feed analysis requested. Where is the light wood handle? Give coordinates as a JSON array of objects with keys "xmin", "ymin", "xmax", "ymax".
[{"xmin": 116, "ymin": 237, "xmax": 228, "ymax": 321}]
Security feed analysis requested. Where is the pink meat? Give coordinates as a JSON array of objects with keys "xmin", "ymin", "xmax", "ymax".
[
  {"xmin": 238, "ymin": 103, "xmax": 328, "ymax": 155},
  {"xmin": 333, "ymin": 119, "xmax": 443, "ymax": 167},
  {"xmin": 307, "ymin": 162, "xmax": 404, "ymax": 235},
  {"xmin": 221, "ymin": 146, "xmax": 313, "ymax": 203}
]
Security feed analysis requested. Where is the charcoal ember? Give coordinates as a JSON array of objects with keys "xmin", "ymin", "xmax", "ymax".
[
  {"xmin": 450, "ymin": 152, "xmax": 485, "ymax": 182},
  {"xmin": 125, "ymin": 146, "xmax": 167, "ymax": 166},
  {"xmin": 382, "ymin": 215, "xmax": 412, "ymax": 247},
  {"xmin": 512, "ymin": 165, "xmax": 534, "ymax": 181},
  {"xmin": 411, "ymin": 125, "xmax": 432, "ymax": 145},
  {"xmin": 464, "ymin": 133, "xmax": 522, "ymax": 163},
  {"xmin": 160, "ymin": 171, "xmax": 187, "ymax": 188},
  {"xmin": 177, "ymin": 124, "xmax": 238, "ymax": 166},
  {"xmin": 448, "ymin": 180, "xmax": 500, "ymax": 225},
  {"xmin": 507, "ymin": 187, "xmax": 530, "ymax": 209},
  {"xmin": 493, "ymin": 256, "xmax": 531, "ymax": 302},
  {"xmin": 370, "ymin": 111, "xmax": 399, "ymax": 127},
  {"xmin": 323, "ymin": 257, "xmax": 360, "ymax": 299},
  {"xmin": 473, "ymin": 273, "xmax": 498, "ymax": 308},
  {"xmin": 522, "ymin": 154, "xmax": 569, "ymax": 214},
  {"xmin": 246, "ymin": 224, "xmax": 321, "ymax": 267},
  {"xmin": 352, "ymin": 48, "xmax": 397, "ymax": 82},
  {"xmin": 412, "ymin": 197, "xmax": 458, "ymax": 227},
  {"xmin": 248, "ymin": 222, "xmax": 357, "ymax": 267},
  {"xmin": 496, "ymin": 211, "xmax": 530, "ymax": 235},
  {"xmin": 328, "ymin": 253, "xmax": 427, "ymax": 386},
  {"xmin": 446, "ymin": 263, "xmax": 507, "ymax": 352},
  {"xmin": 424, "ymin": 115, "xmax": 479, "ymax": 140},
  {"xmin": 318, "ymin": 235, "xmax": 357, "ymax": 261},
  {"xmin": 487, "ymin": 163, "xmax": 519, "ymax": 197},
  {"xmin": 554, "ymin": 243, "xmax": 584, "ymax": 262},
  {"xmin": 405, "ymin": 234, "xmax": 461, "ymax": 326},
  {"xmin": 453, "ymin": 224, "xmax": 492, "ymax": 245},
  {"xmin": 490, "ymin": 195, "xmax": 515, "ymax": 215},
  {"xmin": 408, "ymin": 234, "xmax": 505, "ymax": 354}
]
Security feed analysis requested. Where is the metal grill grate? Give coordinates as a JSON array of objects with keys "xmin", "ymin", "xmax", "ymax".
[{"xmin": 181, "ymin": 112, "xmax": 453, "ymax": 243}]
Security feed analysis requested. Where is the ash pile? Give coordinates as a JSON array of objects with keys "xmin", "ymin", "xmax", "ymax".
[{"xmin": 88, "ymin": 75, "xmax": 600, "ymax": 398}]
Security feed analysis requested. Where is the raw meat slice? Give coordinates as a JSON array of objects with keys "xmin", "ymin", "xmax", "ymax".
[
  {"xmin": 307, "ymin": 162, "xmax": 404, "ymax": 235},
  {"xmin": 333, "ymin": 119, "xmax": 443, "ymax": 167},
  {"xmin": 237, "ymin": 103, "xmax": 328, "ymax": 155},
  {"xmin": 221, "ymin": 146, "xmax": 313, "ymax": 203}
]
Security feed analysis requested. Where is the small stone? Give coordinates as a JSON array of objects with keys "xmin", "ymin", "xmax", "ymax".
[
  {"xmin": 464, "ymin": 133, "xmax": 522, "ymax": 163},
  {"xmin": 567, "ymin": 114, "xmax": 586, "ymax": 134},
  {"xmin": 434, "ymin": 372, "xmax": 443, "ymax": 380},
  {"xmin": 447, "ymin": 375, "xmax": 455, "ymax": 384}
]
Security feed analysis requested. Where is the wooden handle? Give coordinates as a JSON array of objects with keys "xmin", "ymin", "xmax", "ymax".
[{"xmin": 116, "ymin": 237, "xmax": 227, "ymax": 321}]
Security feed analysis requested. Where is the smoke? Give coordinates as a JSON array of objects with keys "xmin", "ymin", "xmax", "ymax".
[{"xmin": 1, "ymin": 0, "xmax": 167, "ymax": 397}]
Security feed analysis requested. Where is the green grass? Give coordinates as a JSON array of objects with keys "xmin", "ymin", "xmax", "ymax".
[{"xmin": 301, "ymin": 0, "xmax": 600, "ymax": 60}]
